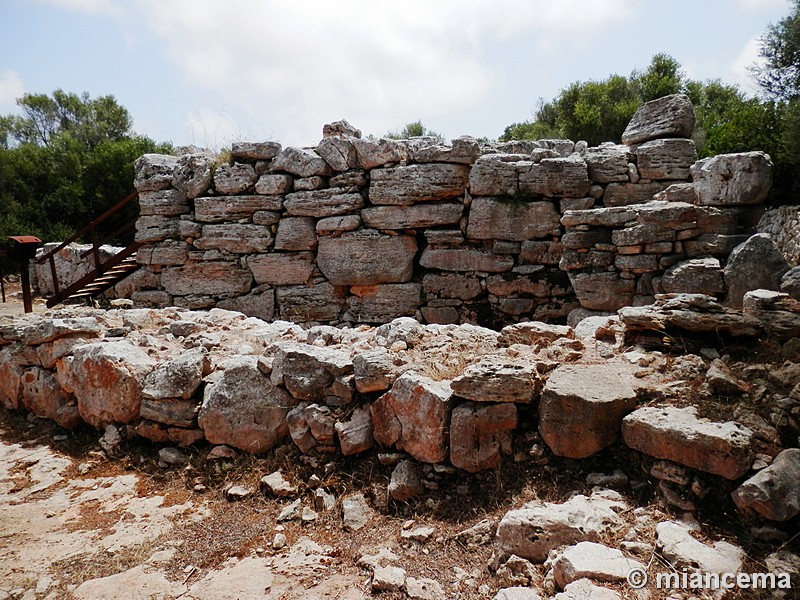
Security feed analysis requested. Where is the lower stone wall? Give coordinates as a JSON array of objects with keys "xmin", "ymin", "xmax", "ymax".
[{"xmin": 759, "ymin": 204, "xmax": 800, "ymax": 266}]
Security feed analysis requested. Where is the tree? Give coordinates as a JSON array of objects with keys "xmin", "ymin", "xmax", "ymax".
[
  {"xmin": 385, "ymin": 120, "xmax": 445, "ymax": 143},
  {"xmin": 752, "ymin": 0, "xmax": 800, "ymax": 101}
]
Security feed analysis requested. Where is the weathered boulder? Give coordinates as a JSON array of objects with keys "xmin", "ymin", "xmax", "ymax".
[
  {"xmin": 141, "ymin": 348, "xmax": 208, "ymax": 401},
  {"xmin": 569, "ymin": 272, "xmax": 635, "ymax": 311},
  {"xmin": 137, "ymin": 189, "xmax": 189, "ymax": 216},
  {"xmin": 345, "ymin": 283, "xmax": 422, "ymax": 323},
  {"xmin": 422, "ymin": 273, "xmax": 483, "ymax": 300},
  {"xmin": 554, "ymin": 579, "xmax": 622, "ymax": 600},
  {"xmin": 274, "ymin": 217, "xmax": 317, "ymax": 251},
  {"xmin": 335, "ymin": 406, "xmax": 374, "ymax": 456},
  {"xmin": 419, "ymin": 247, "xmax": 514, "ymax": 273},
  {"xmin": 161, "ymin": 262, "xmax": 253, "ymax": 296},
  {"xmin": 495, "ymin": 489, "xmax": 627, "ymax": 563},
  {"xmin": 198, "ymin": 356, "xmax": 295, "ymax": 453},
  {"xmin": 213, "ymin": 162, "xmax": 257, "ymax": 194},
  {"xmin": 388, "ymin": 459, "xmax": 424, "ymax": 501},
  {"xmin": 134, "ymin": 154, "xmax": 179, "ymax": 191},
  {"xmin": 276, "ymin": 283, "xmax": 346, "ymax": 322},
  {"xmin": 270, "ymin": 342, "xmax": 353, "ymax": 402},
  {"xmin": 724, "ymin": 233, "xmax": 790, "ymax": 308},
  {"xmin": 519, "ymin": 156, "xmax": 591, "ymax": 198},
  {"xmin": 353, "ymin": 347, "xmax": 399, "ymax": 393},
  {"xmin": 469, "ymin": 154, "xmax": 526, "ymax": 196},
  {"xmin": 361, "ymin": 203, "xmax": 462, "ymax": 229},
  {"xmin": 351, "ymin": 137, "xmax": 404, "ymax": 169},
  {"xmin": 194, "ymin": 195, "xmax": 283, "ymax": 222},
  {"xmin": 21, "ymin": 367, "xmax": 74, "ymax": 425},
  {"xmin": 451, "ymin": 356, "xmax": 542, "ymax": 403},
  {"xmin": 317, "ymin": 230, "xmax": 416, "ymax": 285},
  {"xmin": 230, "ymin": 141, "xmax": 282, "ymax": 160},
  {"xmin": 322, "ymin": 119, "xmax": 361, "ymax": 139},
  {"xmin": 498, "ymin": 321, "xmax": 574, "ymax": 347},
  {"xmin": 369, "ymin": 163, "xmax": 469, "ymax": 205},
  {"xmin": 691, "ymin": 151, "xmax": 773, "ymax": 206},
  {"xmin": 255, "ymin": 173, "xmax": 293, "ymax": 195},
  {"xmin": 583, "ymin": 143, "xmax": 630, "ymax": 183},
  {"xmin": 622, "ymin": 405, "xmax": 754, "ymax": 479},
  {"xmin": 662, "ymin": 258, "xmax": 725, "ymax": 296},
  {"xmin": 271, "ymin": 146, "xmax": 332, "ymax": 178},
  {"xmin": 603, "ymin": 182, "xmax": 665, "ymax": 207},
  {"xmin": 449, "ymin": 402, "xmax": 517, "ymax": 472},
  {"xmin": 135, "ymin": 215, "xmax": 180, "ymax": 243},
  {"xmin": 656, "ymin": 520, "xmax": 744, "ymax": 575},
  {"xmin": 247, "ymin": 253, "xmax": 314, "ymax": 286},
  {"xmin": 409, "ymin": 136, "xmax": 481, "ymax": 164},
  {"xmin": 781, "ymin": 266, "xmax": 800, "ymax": 300},
  {"xmin": 283, "ymin": 189, "xmax": 364, "ymax": 217},
  {"xmin": 194, "ymin": 224, "xmax": 273, "ymax": 253},
  {"xmin": 217, "ymin": 289, "xmax": 275, "ymax": 322},
  {"xmin": 57, "ymin": 340, "xmax": 156, "ymax": 429},
  {"xmin": 315, "ymin": 136, "xmax": 360, "ymax": 171},
  {"xmin": 467, "ymin": 198, "xmax": 561, "ymax": 241},
  {"xmin": 371, "ymin": 372, "xmax": 454, "ymax": 463},
  {"xmin": 551, "ymin": 541, "xmax": 645, "ymax": 589},
  {"xmin": 621, "ymin": 94, "xmax": 695, "ymax": 145},
  {"xmin": 731, "ymin": 448, "xmax": 800, "ymax": 521},
  {"xmin": 635, "ymin": 138, "xmax": 697, "ymax": 180},
  {"xmin": 539, "ymin": 363, "xmax": 639, "ymax": 459}
]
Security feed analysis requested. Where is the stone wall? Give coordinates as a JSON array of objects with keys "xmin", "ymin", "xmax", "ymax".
[
  {"xmin": 129, "ymin": 95, "xmax": 774, "ymax": 327},
  {"xmin": 759, "ymin": 204, "xmax": 800, "ymax": 266}
]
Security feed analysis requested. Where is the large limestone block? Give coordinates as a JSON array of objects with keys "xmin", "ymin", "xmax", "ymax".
[
  {"xmin": 283, "ymin": 189, "xmax": 364, "ymax": 217},
  {"xmin": 498, "ymin": 321, "xmax": 574, "ymax": 347},
  {"xmin": 315, "ymin": 136, "xmax": 359, "ymax": 171},
  {"xmin": 137, "ymin": 189, "xmax": 189, "ymax": 216},
  {"xmin": 271, "ymin": 146, "xmax": 332, "ymax": 177},
  {"xmin": 449, "ymin": 402, "xmax": 517, "ymax": 472},
  {"xmin": 371, "ymin": 372, "xmax": 454, "ymax": 463},
  {"xmin": 135, "ymin": 216, "xmax": 180, "ymax": 243},
  {"xmin": 345, "ymin": 283, "xmax": 422, "ymax": 323},
  {"xmin": 270, "ymin": 342, "xmax": 353, "ymax": 402},
  {"xmin": 419, "ymin": 248, "xmax": 514, "ymax": 273},
  {"xmin": 21, "ymin": 366, "xmax": 73, "ymax": 423},
  {"xmin": 731, "ymin": 448, "xmax": 800, "ymax": 521},
  {"xmin": 194, "ymin": 195, "xmax": 283, "ymax": 222},
  {"xmin": 0, "ymin": 348, "xmax": 24, "ymax": 409},
  {"xmin": 336, "ymin": 406, "xmax": 374, "ymax": 456},
  {"xmin": 635, "ymin": 138, "xmax": 697, "ymax": 180},
  {"xmin": 622, "ymin": 405, "xmax": 754, "ymax": 479},
  {"xmin": 724, "ymin": 233, "xmax": 790, "ymax": 308},
  {"xmin": 409, "ymin": 136, "xmax": 481, "ymax": 164},
  {"xmin": 213, "ymin": 162, "xmax": 257, "ymax": 194},
  {"xmin": 467, "ymin": 198, "xmax": 561, "ymax": 241},
  {"xmin": 161, "ymin": 262, "xmax": 253, "ymax": 296},
  {"xmin": 194, "ymin": 224, "xmax": 273, "ymax": 253},
  {"xmin": 353, "ymin": 347, "xmax": 398, "ymax": 393},
  {"xmin": 662, "ymin": 258, "xmax": 725, "ymax": 296},
  {"xmin": 422, "ymin": 273, "xmax": 483, "ymax": 300},
  {"xmin": 255, "ymin": 173, "xmax": 293, "ymax": 195},
  {"xmin": 25, "ymin": 316, "xmax": 103, "ymax": 346},
  {"xmin": 561, "ymin": 206, "xmax": 636, "ymax": 228},
  {"xmin": 134, "ymin": 154, "xmax": 179, "ymax": 191},
  {"xmin": 656, "ymin": 520, "xmax": 744, "ymax": 575},
  {"xmin": 142, "ymin": 348, "xmax": 208, "ymax": 401},
  {"xmin": 199, "ymin": 356, "xmax": 295, "ymax": 453},
  {"xmin": 469, "ymin": 154, "xmax": 526, "ymax": 196},
  {"xmin": 247, "ymin": 253, "xmax": 314, "ymax": 286},
  {"xmin": 519, "ymin": 156, "xmax": 591, "ymax": 198},
  {"xmin": 451, "ymin": 356, "xmax": 542, "ymax": 403},
  {"xmin": 691, "ymin": 151, "xmax": 773, "ymax": 206},
  {"xmin": 569, "ymin": 272, "xmax": 635, "ymax": 311},
  {"xmin": 351, "ymin": 137, "xmax": 404, "ymax": 169},
  {"xmin": 317, "ymin": 230, "xmax": 416, "ymax": 285},
  {"xmin": 274, "ymin": 217, "xmax": 317, "ymax": 251},
  {"xmin": 621, "ymin": 94, "xmax": 696, "ymax": 145},
  {"xmin": 231, "ymin": 141, "xmax": 281, "ymax": 160},
  {"xmin": 603, "ymin": 182, "xmax": 665, "ymax": 207},
  {"xmin": 539, "ymin": 363, "xmax": 639, "ymax": 459},
  {"xmin": 551, "ymin": 542, "xmax": 645, "ymax": 589},
  {"xmin": 57, "ymin": 340, "xmax": 156, "ymax": 429},
  {"xmin": 276, "ymin": 283, "xmax": 346, "ymax": 322},
  {"xmin": 496, "ymin": 490, "xmax": 627, "ymax": 563},
  {"xmin": 369, "ymin": 163, "xmax": 469, "ymax": 205},
  {"xmin": 361, "ymin": 203, "xmax": 463, "ymax": 229},
  {"xmin": 583, "ymin": 143, "xmax": 630, "ymax": 183},
  {"xmin": 217, "ymin": 289, "xmax": 275, "ymax": 322}
]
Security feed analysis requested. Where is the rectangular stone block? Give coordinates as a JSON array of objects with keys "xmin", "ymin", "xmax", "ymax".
[
  {"xmin": 284, "ymin": 189, "xmax": 364, "ymax": 217},
  {"xmin": 422, "ymin": 273, "xmax": 483, "ymax": 300},
  {"xmin": 161, "ymin": 262, "xmax": 253, "ymax": 296},
  {"xmin": 603, "ymin": 182, "xmax": 665, "ymax": 207},
  {"xmin": 194, "ymin": 195, "xmax": 283, "ymax": 222},
  {"xmin": 247, "ymin": 252, "xmax": 315, "ymax": 285},
  {"xmin": 344, "ymin": 283, "xmax": 422, "ymax": 323},
  {"xmin": 138, "ymin": 189, "xmax": 189, "ymax": 216},
  {"xmin": 194, "ymin": 224, "xmax": 273, "ymax": 253},
  {"xmin": 276, "ymin": 283, "xmax": 346, "ymax": 322},
  {"xmin": 369, "ymin": 163, "xmax": 470, "ymax": 205},
  {"xmin": 467, "ymin": 198, "xmax": 561, "ymax": 241},
  {"xmin": 317, "ymin": 230, "xmax": 416, "ymax": 285},
  {"xmin": 361, "ymin": 203, "xmax": 463, "ymax": 229},
  {"xmin": 419, "ymin": 248, "xmax": 514, "ymax": 273}
]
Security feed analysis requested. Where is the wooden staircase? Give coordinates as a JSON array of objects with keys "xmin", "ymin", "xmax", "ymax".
[{"xmin": 37, "ymin": 192, "xmax": 143, "ymax": 308}]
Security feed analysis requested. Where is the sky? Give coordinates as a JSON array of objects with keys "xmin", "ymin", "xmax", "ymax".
[{"xmin": 0, "ymin": 0, "xmax": 792, "ymax": 149}]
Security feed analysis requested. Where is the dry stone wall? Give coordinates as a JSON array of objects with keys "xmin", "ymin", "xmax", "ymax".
[{"xmin": 130, "ymin": 94, "xmax": 774, "ymax": 327}]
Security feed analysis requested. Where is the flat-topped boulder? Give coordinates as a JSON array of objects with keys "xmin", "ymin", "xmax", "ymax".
[
  {"xmin": 731, "ymin": 448, "xmax": 800, "ymax": 521},
  {"xmin": 539, "ymin": 363, "xmax": 639, "ymax": 459},
  {"xmin": 621, "ymin": 94, "xmax": 695, "ymax": 145},
  {"xmin": 622, "ymin": 405, "xmax": 754, "ymax": 479}
]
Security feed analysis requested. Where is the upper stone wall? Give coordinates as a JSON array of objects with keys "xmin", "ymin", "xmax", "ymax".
[{"xmin": 130, "ymin": 95, "xmax": 775, "ymax": 327}]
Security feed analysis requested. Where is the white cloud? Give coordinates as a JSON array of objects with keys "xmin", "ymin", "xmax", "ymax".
[
  {"xmin": 0, "ymin": 69, "xmax": 25, "ymax": 114},
  {"xmin": 730, "ymin": 36, "xmax": 763, "ymax": 93},
  {"xmin": 128, "ymin": 0, "xmax": 631, "ymax": 145}
]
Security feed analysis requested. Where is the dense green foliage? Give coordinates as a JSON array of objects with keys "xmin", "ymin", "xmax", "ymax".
[
  {"xmin": 501, "ymin": 29, "xmax": 800, "ymax": 205},
  {"xmin": 385, "ymin": 120, "xmax": 445, "ymax": 143},
  {"xmin": 0, "ymin": 90, "xmax": 170, "ymax": 264}
]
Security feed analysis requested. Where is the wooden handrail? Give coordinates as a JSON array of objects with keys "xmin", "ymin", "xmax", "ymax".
[{"xmin": 36, "ymin": 191, "xmax": 139, "ymax": 265}]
